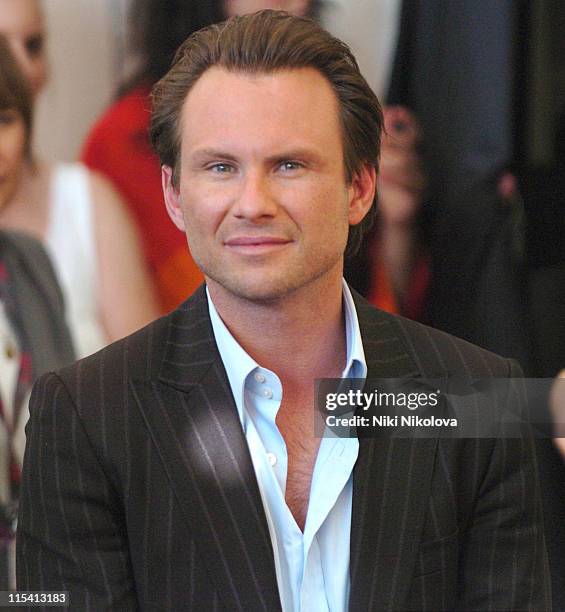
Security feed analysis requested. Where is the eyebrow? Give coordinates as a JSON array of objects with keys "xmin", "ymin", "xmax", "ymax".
[
  {"xmin": 189, "ymin": 149, "xmax": 239, "ymax": 163},
  {"xmin": 189, "ymin": 147, "xmax": 324, "ymax": 165},
  {"xmin": 266, "ymin": 148, "xmax": 324, "ymax": 165}
]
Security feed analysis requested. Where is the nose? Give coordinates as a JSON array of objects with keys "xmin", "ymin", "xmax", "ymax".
[
  {"xmin": 232, "ymin": 170, "xmax": 278, "ymax": 221},
  {"xmin": 9, "ymin": 41, "xmax": 33, "ymax": 81}
]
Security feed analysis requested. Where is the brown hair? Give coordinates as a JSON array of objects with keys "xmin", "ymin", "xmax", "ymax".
[
  {"xmin": 150, "ymin": 9, "xmax": 383, "ymax": 255},
  {"xmin": 0, "ymin": 35, "xmax": 33, "ymax": 158}
]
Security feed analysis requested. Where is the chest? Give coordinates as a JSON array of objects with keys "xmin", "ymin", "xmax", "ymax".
[{"xmin": 276, "ymin": 397, "xmax": 321, "ymax": 530}]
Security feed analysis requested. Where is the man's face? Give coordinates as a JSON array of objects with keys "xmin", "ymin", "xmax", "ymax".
[{"xmin": 163, "ymin": 66, "xmax": 375, "ymax": 303}]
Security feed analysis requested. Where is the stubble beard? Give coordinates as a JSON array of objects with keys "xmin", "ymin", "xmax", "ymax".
[{"xmin": 193, "ymin": 242, "xmax": 345, "ymax": 306}]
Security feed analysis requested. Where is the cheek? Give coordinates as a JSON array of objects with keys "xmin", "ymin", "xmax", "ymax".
[
  {"xmin": 31, "ymin": 62, "xmax": 47, "ymax": 96},
  {"xmin": 1, "ymin": 124, "xmax": 27, "ymax": 170},
  {"xmin": 0, "ymin": 132, "xmax": 26, "ymax": 207},
  {"xmin": 297, "ymin": 182, "xmax": 350, "ymax": 238},
  {"xmin": 179, "ymin": 183, "xmax": 228, "ymax": 236},
  {"xmin": 26, "ymin": 54, "xmax": 48, "ymax": 97}
]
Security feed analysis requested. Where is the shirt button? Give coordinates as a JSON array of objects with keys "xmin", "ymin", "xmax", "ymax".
[
  {"xmin": 254, "ymin": 372, "xmax": 266, "ymax": 384},
  {"xmin": 266, "ymin": 452, "xmax": 277, "ymax": 466},
  {"xmin": 262, "ymin": 387, "xmax": 273, "ymax": 399}
]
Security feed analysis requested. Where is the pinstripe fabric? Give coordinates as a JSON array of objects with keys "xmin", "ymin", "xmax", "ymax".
[
  {"xmin": 16, "ymin": 286, "xmax": 549, "ymax": 611},
  {"xmin": 350, "ymin": 296, "xmax": 550, "ymax": 611}
]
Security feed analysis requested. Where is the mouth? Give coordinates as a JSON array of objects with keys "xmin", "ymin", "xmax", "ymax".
[{"xmin": 223, "ymin": 236, "xmax": 292, "ymax": 255}]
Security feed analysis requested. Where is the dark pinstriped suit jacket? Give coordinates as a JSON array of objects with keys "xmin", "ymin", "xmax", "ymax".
[{"xmin": 16, "ymin": 286, "xmax": 550, "ymax": 611}]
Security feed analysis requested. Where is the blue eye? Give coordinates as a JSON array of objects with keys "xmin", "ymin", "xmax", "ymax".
[
  {"xmin": 209, "ymin": 163, "xmax": 234, "ymax": 173},
  {"xmin": 279, "ymin": 161, "xmax": 303, "ymax": 172}
]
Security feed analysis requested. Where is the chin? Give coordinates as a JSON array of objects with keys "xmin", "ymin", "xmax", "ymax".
[
  {"xmin": 200, "ymin": 251, "xmax": 344, "ymax": 305},
  {"xmin": 205, "ymin": 269, "xmax": 306, "ymax": 304},
  {"xmin": 225, "ymin": 279, "xmax": 295, "ymax": 303},
  {"xmin": 207, "ymin": 263, "xmax": 344, "ymax": 306}
]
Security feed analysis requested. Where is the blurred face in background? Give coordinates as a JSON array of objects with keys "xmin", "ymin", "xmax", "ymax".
[
  {"xmin": 0, "ymin": 106, "xmax": 26, "ymax": 209},
  {"xmin": 224, "ymin": 0, "xmax": 311, "ymax": 17},
  {"xmin": 0, "ymin": 0, "xmax": 48, "ymax": 98}
]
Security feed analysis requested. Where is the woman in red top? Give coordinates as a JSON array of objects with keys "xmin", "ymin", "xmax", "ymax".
[{"xmin": 83, "ymin": 82, "xmax": 194, "ymax": 313}]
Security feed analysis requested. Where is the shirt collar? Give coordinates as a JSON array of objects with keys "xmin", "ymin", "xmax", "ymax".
[
  {"xmin": 207, "ymin": 280, "xmax": 367, "ymax": 422},
  {"xmin": 341, "ymin": 280, "xmax": 367, "ymax": 380}
]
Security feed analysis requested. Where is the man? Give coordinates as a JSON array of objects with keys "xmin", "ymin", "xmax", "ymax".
[{"xmin": 17, "ymin": 11, "xmax": 549, "ymax": 611}]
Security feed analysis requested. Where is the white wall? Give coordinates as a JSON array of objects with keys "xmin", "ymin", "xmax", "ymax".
[
  {"xmin": 322, "ymin": 0, "xmax": 400, "ymax": 99},
  {"xmin": 34, "ymin": 0, "xmax": 129, "ymax": 162}
]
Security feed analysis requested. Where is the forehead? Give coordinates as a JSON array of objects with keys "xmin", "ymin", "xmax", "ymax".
[
  {"xmin": 0, "ymin": 0, "xmax": 43, "ymax": 33},
  {"xmin": 179, "ymin": 66, "xmax": 343, "ymax": 157}
]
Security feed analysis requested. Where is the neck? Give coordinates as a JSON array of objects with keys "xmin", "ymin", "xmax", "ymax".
[{"xmin": 208, "ymin": 271, "xmax": 347, "ymax": 386}]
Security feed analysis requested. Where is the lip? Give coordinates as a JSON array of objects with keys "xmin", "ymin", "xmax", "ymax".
[{"xmin": 224, "ymin": 235, "xmax": 292, "ymax": 254}]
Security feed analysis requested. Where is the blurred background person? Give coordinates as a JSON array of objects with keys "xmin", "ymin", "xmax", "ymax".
[
  {"xmin": 0, "ymin": 229, "xmax": 74, "ymax": 589},
  {"xmin": 0, "ymin": 2, "xmax": 158, "ymax": 359},
  {"xmin": 82, "ymin": 1, "xmax": 223, "ymax": 312},
  {"xmin": 387, "ymin": 1, "xmax": 531, "ymax": 367},
  {"xmin": 386, "ymin": 5, "xmax": 565, "ymax": 604},
  {"xmin": 82, "ymin": 0, "xmax": 425, "ymax": 317},
  {"xmin": 348, "ymin": 104, "xmax": 427, "ymax": 319},
  {"xmin": 0, "ymin": 35, "xmax": 75, "ymax": 587}
]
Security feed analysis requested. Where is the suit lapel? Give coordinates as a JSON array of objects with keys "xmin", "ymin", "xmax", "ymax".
[
  {"xmin": 349, "ymin": 295, "xmax": 439, "ymax": 611},
  {"xmin": 131, "ymin": 287, "xmax": 281, "ymax": 611},
  {"xmin": 130, "ymin": 287, "xmax": 439, "ymax": 610}
]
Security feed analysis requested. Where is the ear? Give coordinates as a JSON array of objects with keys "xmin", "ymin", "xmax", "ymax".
[
  {"xmin": 347, "ymin": 164, "xmax": 377, "ymax": 226},
  {"xmin": 162, "ymin": 165, "xmax": 186, "ymax": 232}
]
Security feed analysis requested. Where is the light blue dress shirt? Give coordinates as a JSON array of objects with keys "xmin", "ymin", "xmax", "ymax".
[{"xmin": 207, "ymin": 281, "xmax": 367, "ymax": 612}]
